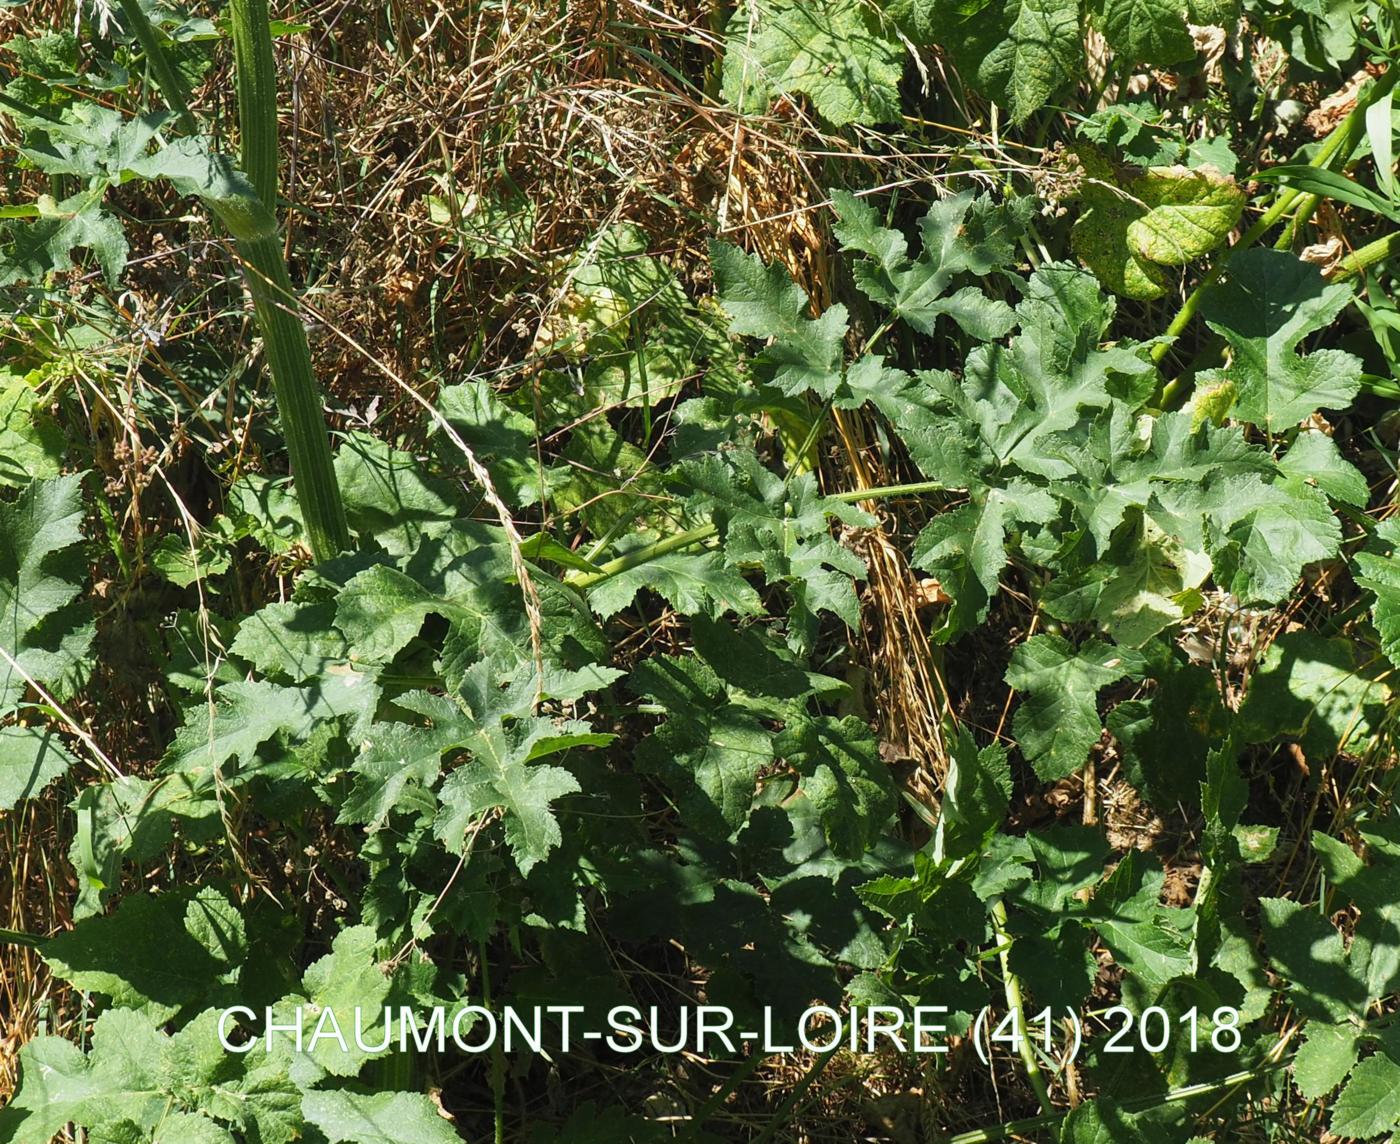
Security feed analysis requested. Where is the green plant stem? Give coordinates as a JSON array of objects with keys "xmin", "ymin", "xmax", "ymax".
[
  {"xmin": 1151, "ymin": 66, "xmax": 1400, "ymax": 372},
  {"xmin": 690, "ymin": 1050, "xmax": 771, "ymax": 1137},
  {"xmin": 0, "ymin": 926, "xmax": 45, "ymax": 949},
  {"xmin": 115, "ymin": 0, "xmax": 197, "ymax": 135},
  {"xmin": 946, "ymin": 1060, "xmax": 1284, "ymax": 1144},
  {"xmin": 564, "ymin": 478, "xmax": 947, "ymax": 589},
  {"xmin": 989, "ymin": 898, "xmax": 1054, "ymax": 1116},
  {"xmin": 116, "ymin": 0, "xmax": 350, "ymax": 561},
  {"xmin": 229, "ymin": 0, "xmax": 279, "ymax": 208},
  {"xmin": 1333, "ymin": 229, "xmax": 1400, "ymax": 279},
  {"xmin": 1275, "ymin": 194, "xmax": 1321, "ymax": 251},
  {"xmin": 232, "ymin": 235, "xmax": 351, "ymax": 560},
  {"xmin": 478, "ymin": 940, "xmax": 506, "ymax": 1144}
]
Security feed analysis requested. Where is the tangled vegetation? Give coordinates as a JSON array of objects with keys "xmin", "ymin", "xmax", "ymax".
[{"xmin": 4, "ymin": 0, "xmax": 1400, "ymax": 1140}]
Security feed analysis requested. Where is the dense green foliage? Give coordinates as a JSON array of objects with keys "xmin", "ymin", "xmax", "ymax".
[{"xmin": 6, "ymin": 0, "xmax": 1400, "ymax": 1140}]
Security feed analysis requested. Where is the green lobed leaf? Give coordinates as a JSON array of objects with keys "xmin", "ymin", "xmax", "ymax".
[
  {"xmin": 0, "ymin": 473, "xmax": 93, "ymax": 710},
  {"xmin": 0, "ymin": 188, "xmax": 129, "ymax": 286},
  {"xmin": 1125, "ymin": 165, "xmax": 1244, "ymax": 266},
  {"xmin": 0, "ymin": 723, "xmax": 76, "ymax": 809},
  {"xmin": 269, "ymin": 926, "xmax": 393, "ymax": 1084},
  {"xmin": 933, "ymin": 727, "xmax": 1011, "ymax": 863},
  {"xmin": 0, "ymin": 1009, "xmax": 199, "ymax": 1144},
  {"xmin": 429, "ymin": 665, "xmax": 603, "ymax": 873},
  {"xmin": 334, "ymin": 433, "xmax": 459, "ymax": 555},
  {"xmin": 1279, "ymin": 429, "xmax": 1369, "ymax": 506},
  {"xmin": 335, "ymin": 564, "xmax": 451, "ymax": 663},
  {"xmin": 1353, "ymin": 517, "xmax": 1400, "ymax": 669},
  {"xmin": 709, "ymin": 241, "xmax": 847, "ymax": 398},
  {"xmin": 1200, "ymin": 249, "xmax": 1362, "ymax": 433},
  {"xmin": 437, "ymin": 381, "xmax": 544, "ymax": 508},
  {"xmin": 777, "ymin": 714, "xmax": 895, "ymax": 859},
  {"xmin": 1331, "ymin": 1052, "xmax": 1400, "ymax": 1140},
  {"xmin": 832, "ymin": 189, "xmax": 1020, "ymax": 341},
  {"xmin": 1259, "ymin": 898, "xmax": 1367, "ymax": 1022},
  {"xmin": 161, "ymin": 674, "xmax": 380, "ymax": 781},
  {"xmin": 42, "ymin": 891, "xmax": 240, "ymax": 1022},
  {"xmin": 1082, "ymin": 850, "xmax": 1194, "ymax": 989},
  {"xmin": 1005, "ymin": 635, "xmax": 1143, "ymax": 781},
  {"xmin": 338, "ymin": 719, "xmax": 453, "ymax": 830},
  {"xmin": 1097, "ymin": 0, "xmax": 1194, "ymax": 66},
  {"xmin": 1204, "ymin": 473, "xmax": 1340, "ymax": 605},
  {"xmin": 975, "ymin": 0, "xmax": 1083, "ymax": 124},
  {"xmin": 720, "ymin": 0, "xmax": 904, "ymax": 127},
  {"xmin": 0, "ymin": 375, "xmax": 64, "ymax": 487},
  {"xmin": 633, "ymin": 654, "xmax": 774, "ymax": 840},
  {"xmin": 1293, "ymin": 1021, "xmax": 1362, "ymax": 1100},
  {"xmin": 229, "ymin": 600, "xmax": 350, "ymax": 682},
  {"xmin": 586, "ymin": 549, "xmax": 763, "ymax": 620},
  {"xmin": 678, "ymin": 450, "xmax": 871, "ymax": 624},
  {"xmin": 1237, "ymin": 632, "xmax": 1386, "ymax": 758},
  {"xmin": 301, "ymin": 1089, "xmax": 463, "ymax": 1144}
]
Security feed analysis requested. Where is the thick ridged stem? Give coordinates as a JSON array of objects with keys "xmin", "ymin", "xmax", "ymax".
[
  {"xmin": 229, "ymin": 0, "xmax": 279, "ymax": 208},
  {"xmin": 119, "ymin": 0, "xmax": 349, "ymax": 560},
  {"xmin": 229, "ymin": 232, "xmax": 351, "ymax": 560},
  {"xmin": 990, "ymin": 898, "xmax": 1054, "ymax": 1116}
]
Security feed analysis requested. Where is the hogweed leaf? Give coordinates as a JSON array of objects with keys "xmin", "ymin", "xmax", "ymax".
[
  {"xmin": 161, "ymin": 674, "xmax": 380, "ymax": 781},
  {"xmin": 971, "ymin": 0, "xmax": 1082, "ymax": 124},
  {"xmin": 1201, "ymin": 249, "xmax": 1362, "ymax": 433},
  {"xmin": 1098, "ymin": 0, "xmax": 1194, "ymax": 65},
  {"xmin": 632, "ymin": 653, "xmax": 772, "ymax": 839},
  {"xmin": 1278, "ymin": 430, "xmax": 1369, "ymax": 506},
  {"xmin": 777, "ymin": 714, "xmax": 895, "ymax": 859},
  {"xmin": 301, "ymin": 1090, "xmax": 463, "ymax": 1144},
  {"xmin": 0, "ymin": 723, "xmax": 76, "ymax": 809},
  {"xmin": 720, "ymin": 0, "xmax": 904, "ymax": 127},
  {"xmin": 1356, "ymin": 518, "xmax": 1400, "ymax": 669},
  {"xmin": 709, "ymin": 241, "xmax": 847, "ymax": 398},
  {"xmin": 1124, "ymin": 165, "xmax": 1244, "ymax": 266},
  {"xmin": 1292, "ymin": 1021, "xmax": 1363, "ymax": 1101},
  {"xmin": 832, "ymin": 189, "xmax": 1019, "ymax": 341},
  {"xmin": 42, "ymin": 892, "xmax": 237, "ymax": 1022},
  {"xmin": 1237, "ymin": 632, "xmax": 1386, "ymax": 758},
  {"xmin": 1330, "ymin": 1053, "xmax": 1400, "ymax": 1139},
  {"xmin": 1005, "ymin": 635, "xmax": 1143, "ymax": 781},
  {"xmin": 0, "ymin": 473, "xmax": 92, "ymax": 709},
  {"xmin": 586, "ymin": 550, "xmax": 763, "ymax": 620}
]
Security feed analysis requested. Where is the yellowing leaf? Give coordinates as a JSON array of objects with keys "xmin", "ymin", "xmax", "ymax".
[{"xmin": 1126, "ymin": 165, "xmax": 1245, "ymax": 267}]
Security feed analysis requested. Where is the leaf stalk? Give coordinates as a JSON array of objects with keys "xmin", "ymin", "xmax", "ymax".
[{"xmin": 564, "ymin": 478, "xmax": 948, "ymax": 589}]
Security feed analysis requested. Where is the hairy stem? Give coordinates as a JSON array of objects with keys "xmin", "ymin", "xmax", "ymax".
[
  {"xmin": 946, "ymin": 1060, "xmax": 1286, "ymax": 1144},
  {"xmin": 990, "ymin": 898, "xmax": 1054, "ymax": 1116},
  {"xmin": 231, "ymin": 234, "xmax": 352, "ymax": 560},
  {"xmin": 116, "ymin": 0, "xmax": 197, "ymax": 134},
  {"xmin": 1333, "ymin": 229, "xmax": 1400, "ymax": 279}
]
